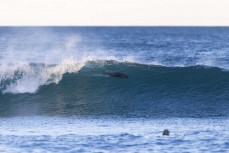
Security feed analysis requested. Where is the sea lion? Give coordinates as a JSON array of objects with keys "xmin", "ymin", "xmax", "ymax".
[
  {"xmin": 104, "ymin": 72, "xmax": 128, "ymax": 78},
  {"xmin": 163, "ymin": 129, "xmax": 169, "ymax": 136}
]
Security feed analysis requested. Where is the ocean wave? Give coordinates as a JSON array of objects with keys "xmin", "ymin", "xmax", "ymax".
[
  {"xmin": 1, "ymin": 60, "xmax": 229, "ymax": 117},
  {"xmin": 0, "ymin": 60, "xmax": 228, "ymax": 94}
]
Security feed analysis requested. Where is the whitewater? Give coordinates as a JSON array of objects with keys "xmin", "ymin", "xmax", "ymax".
[{"xmin": 1, "ymin": 27, "xmax": 229, "ymax": 152}]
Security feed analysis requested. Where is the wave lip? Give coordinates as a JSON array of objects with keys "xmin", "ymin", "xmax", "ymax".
[{"xmin": 0, "ymin": 59, "xmax": 86, "ymax": 94}]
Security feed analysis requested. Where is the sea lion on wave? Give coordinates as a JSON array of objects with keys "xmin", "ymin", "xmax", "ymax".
[{"xmin": 104, "ymin": 72, "xmax": 128, "ymax": 78}]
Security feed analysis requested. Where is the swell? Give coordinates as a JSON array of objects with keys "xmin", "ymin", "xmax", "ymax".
[{"xmin": 1, "ymin": 61, "xmax": 229, "ymax": 117}]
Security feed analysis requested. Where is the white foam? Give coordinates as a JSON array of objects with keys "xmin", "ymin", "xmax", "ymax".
[{"xmin": 1, "ymin": 59, "xmax": 86, "ymax": 94}]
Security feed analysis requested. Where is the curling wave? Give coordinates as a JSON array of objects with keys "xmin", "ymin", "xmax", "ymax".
[{"xmin": 1, "ymin": 60, "xmax": 229, "ymax": 117}]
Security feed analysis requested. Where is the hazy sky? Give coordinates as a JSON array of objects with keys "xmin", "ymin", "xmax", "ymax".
[{"xmin": 1, "ymin": 0, "xmax": 229, "ymax": 26}]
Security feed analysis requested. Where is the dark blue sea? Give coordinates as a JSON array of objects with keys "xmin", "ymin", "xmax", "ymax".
[{"xmin": 1, "ymin": 27, "xmax": 229, "ymax": 152}]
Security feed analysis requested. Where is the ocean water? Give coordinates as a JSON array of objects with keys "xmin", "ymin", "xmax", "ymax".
[{"xmin": 1, "ymin": 27, "xmax": 229, "ymax": 152}]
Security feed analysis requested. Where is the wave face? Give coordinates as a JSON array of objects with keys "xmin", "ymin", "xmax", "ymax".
[
  {"xmin": 1, "ymin": 61, "xmax": 229, "ymax": 118},
  {"xmin": 1, "ymin": 27, "xmax": 229, "ymax": 118}
]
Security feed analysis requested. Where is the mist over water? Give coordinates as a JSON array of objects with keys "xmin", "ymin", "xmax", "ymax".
[{"xmin": 1, "ymin": 27, "xmax": 229, "ymax": 152}]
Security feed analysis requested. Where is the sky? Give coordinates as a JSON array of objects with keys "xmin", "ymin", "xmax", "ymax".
[{"xmin": 1, "ymin": 0, "xmax": 229, "ymax": 26}]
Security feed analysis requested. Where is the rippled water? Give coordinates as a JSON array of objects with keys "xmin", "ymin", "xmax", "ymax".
[{"xmin": 0, "ymin": 117, "xmax": 228, "ymax": 153}]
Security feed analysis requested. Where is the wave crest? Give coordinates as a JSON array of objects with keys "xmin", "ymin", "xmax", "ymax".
[
  {"xmin": 0, "ymin": 58, "xmax": 86, "ymax": 94},
  {"xmin": 1, "ymin": 60, "xmax": 228, "ymax": 94}
]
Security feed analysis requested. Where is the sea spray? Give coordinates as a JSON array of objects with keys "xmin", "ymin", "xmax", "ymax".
[{"xmin": 1, "ymin": 27, "xmax": 229, "ymax": 118}]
